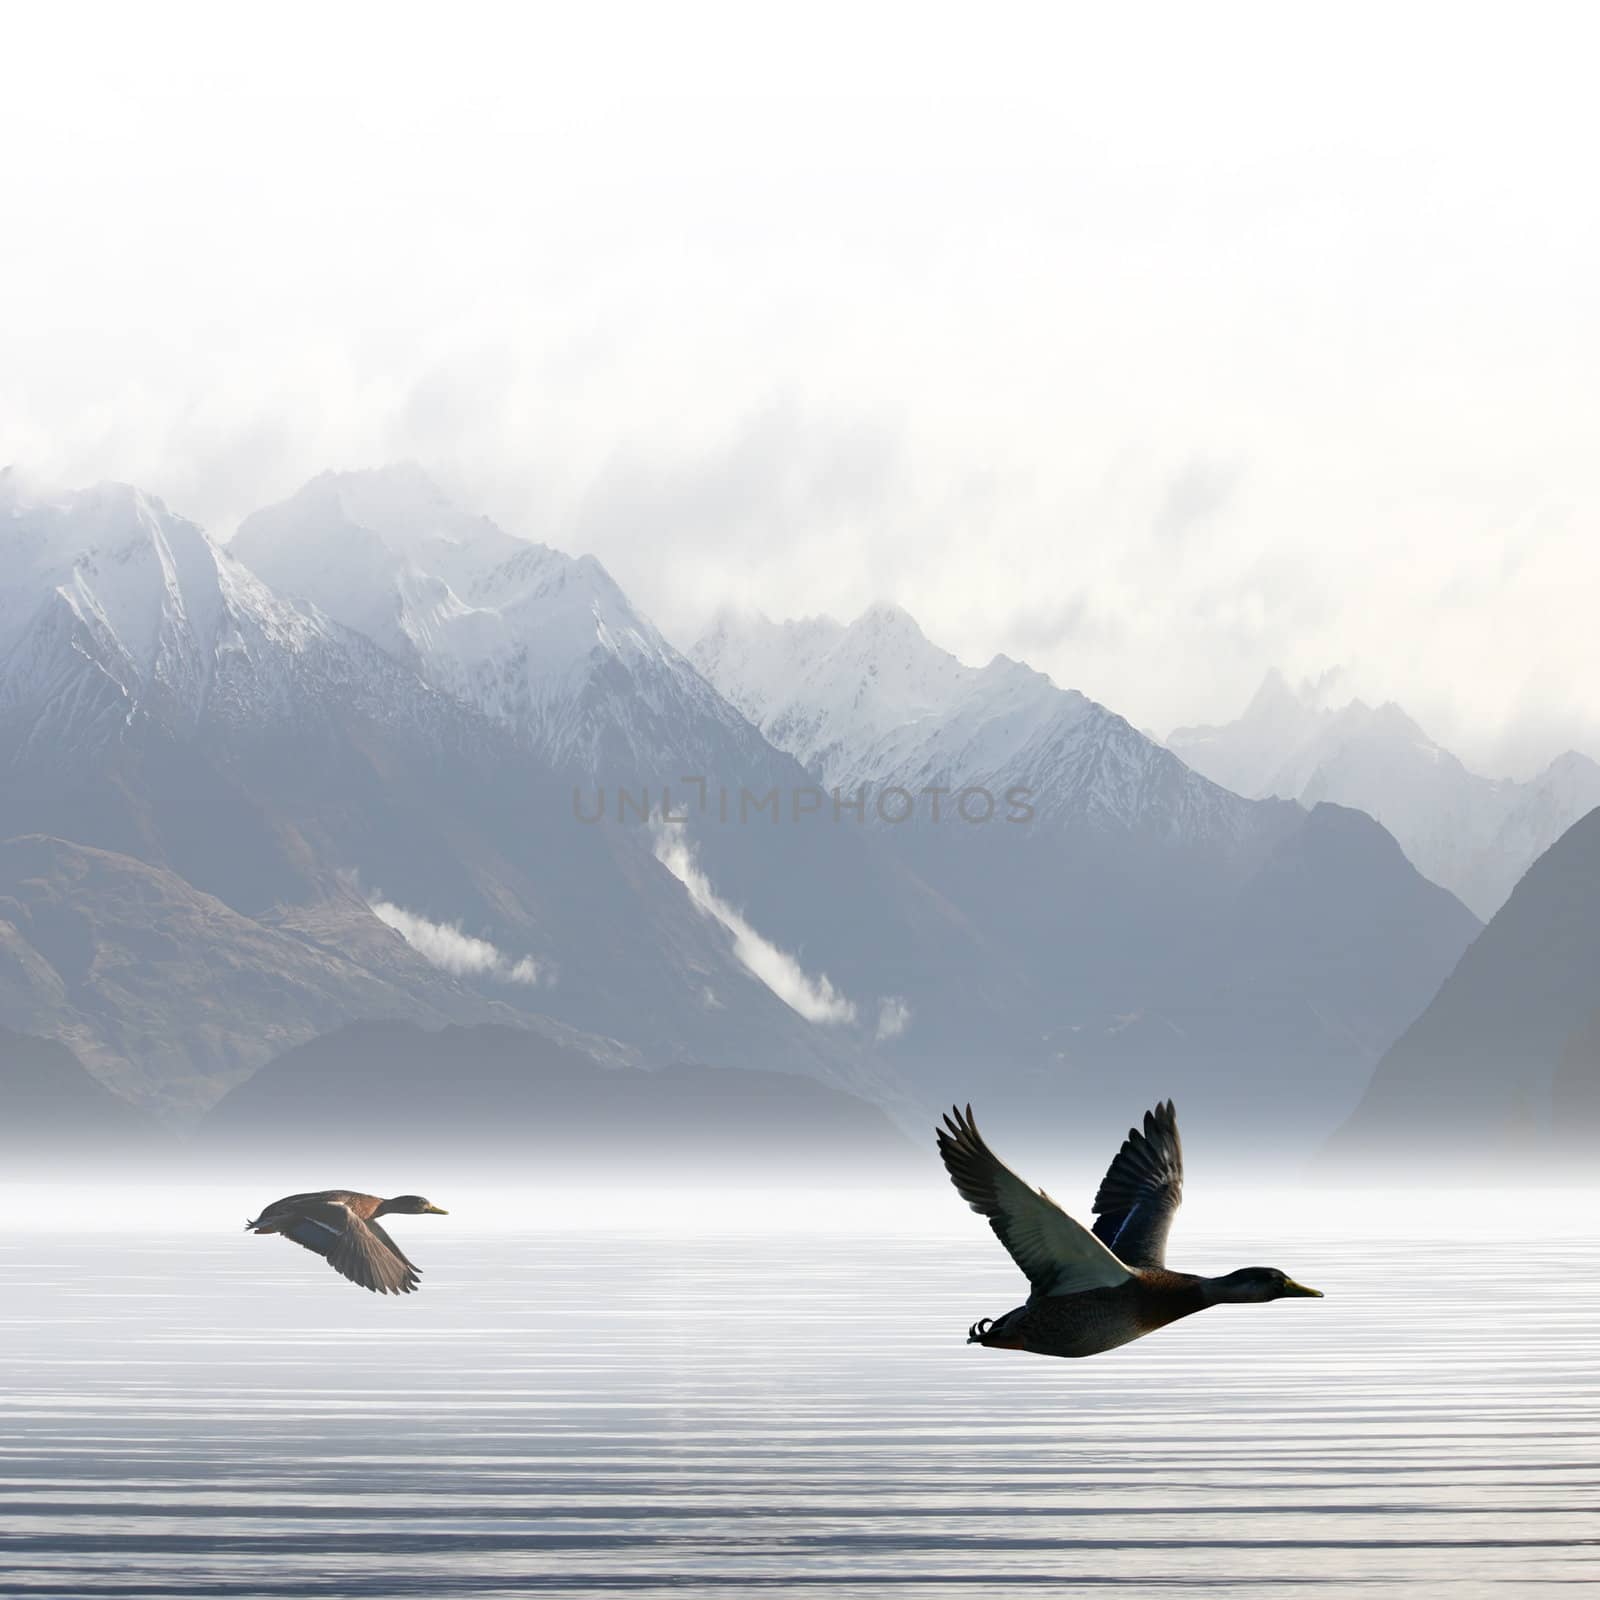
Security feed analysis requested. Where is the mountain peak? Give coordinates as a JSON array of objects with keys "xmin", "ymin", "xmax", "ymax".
[
  {"xmin": 1172, "ymin": 665, "xmax": 1600, "ymax": 919},
  {"xmin": 692, "ymin": 601, "xmax": 1250, "ymax": 838},
  {"xmin": 849, "ymin": 601, "xmax": 925, "ymax": 640},
  {"xmin": 1243, "ymin": 666, "xmax": 1297, "ymax": 717},
  {"xmin": 254, "ymin": 464, "xmax": 514, "ymax": 564},
  {"xmin": 1540, "ymin": 748, "xmax": 1600, "ymax": 780},
  {"xmin": 234, "ymin": 470, "xmax": 767, "ymax": 776}
]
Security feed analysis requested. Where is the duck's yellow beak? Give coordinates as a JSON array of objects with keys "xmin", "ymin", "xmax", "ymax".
[
  {"xmin": 1282, "ymin": 1278, "xmax": 1323, "ymax": 1298},
  {"xmin": 424, "ymin": 1204, "xmax": 449, "ymax": 1215}
]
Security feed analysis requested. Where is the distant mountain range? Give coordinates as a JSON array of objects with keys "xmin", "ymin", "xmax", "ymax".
[
  {"xmin": 0, "ymin": 470, "xmax": 910, "ymax": 1124},
  {"xmin": 692, "ymin": 606, "xmax": 1479, "ymax": 1148},
  {"xmin": 0, "ymin": 466, "xmax": 1493, "ymax": 1162},
  {"xmin": 1170, "ymin": 670, "xmax": 1600, "ymax": 920}
]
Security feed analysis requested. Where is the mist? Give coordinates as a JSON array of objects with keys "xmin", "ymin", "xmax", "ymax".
[{"xmin": 6, "ymin": 7, "xmax": 1600, "ymax": 766}]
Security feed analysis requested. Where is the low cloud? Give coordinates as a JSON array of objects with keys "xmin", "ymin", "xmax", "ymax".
[
  {"xmin": 369, "ymin": 896, "xmax": 540, "ymax": 986},
  {"xmin": 1153, "ymin": 457, "xmax": 1243, "ymax": 543},
  {"xmin": 654, "ymin": 829, "xmax": 856, "ymax": 1025},
  {"xmin": 875, "ymin": 996, "xmax": 911, "ymax": 1041}
]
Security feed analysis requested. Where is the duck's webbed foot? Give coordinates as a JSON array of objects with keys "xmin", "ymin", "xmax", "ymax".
[{"xmin": 967, "ymin": 1318, "xmax": 994, "ymax": 1344}]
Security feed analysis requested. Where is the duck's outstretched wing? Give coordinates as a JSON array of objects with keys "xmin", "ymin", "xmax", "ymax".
[
  {"xmin": 366, "ymin": 1219, "xmax": 419, "ymax": 1274},
  {"xmin": 938, "ymin": 1105, "xmax": 1132, "ymax": 1297},
  {"xmin": 275, "ymin": 1200, "xmax": 422, "ymax": 1295},
  {"xmin": 1091, "ymin": 1100, "xmax": 1183, "ymax": 1269}
]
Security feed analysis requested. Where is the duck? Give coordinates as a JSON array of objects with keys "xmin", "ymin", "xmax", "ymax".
[
  {"xmin": 245, "ymin": 1191, "xmax": 448, "ymax": 1295},
  {"xmin": 938, "ymin": 1101, "xmax": 1321, "ymax": 1358}
]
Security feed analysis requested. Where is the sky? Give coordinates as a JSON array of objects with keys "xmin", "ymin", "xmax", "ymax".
[{"xmin": 4, "ymin": 2, "xmax": 1599, "ymax": 773}]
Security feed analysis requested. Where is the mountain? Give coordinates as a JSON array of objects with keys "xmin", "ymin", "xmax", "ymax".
[
  {"xmin": 692, "ymin": 608, "xmax": 1481, "ymax": 1153},
  {"xmin": 231, "ymin": 465, "xmax": 779, "ymax": 779},
  {"xmin": 0, "ymin": 470, "xmax": 1484, "ymax": 1159},
  {"xmin": 0, "ymin": 475, "xmax": 922, "ymax": 1121},
  {"xmin": 1169, "ymin": 670, "xmax": 1600, "ymax": 919},
  {"xmin": 0, "ymin": 472, "xmax": 452, "ymax": 766},
  {"xmin": 0, "ymin": 833, "xmax": 565, "ymax": 1117},
  {"xmin": 1323, "ymin": 805, "xmax": 1600, "ymax": 1171},
  {"xmin": 1164, "ymin": 668, "xmax": 1348, "ymax": 800},
  {"xmin": 0, "ymin": 1025, "xmax": 173, "ymax": 1164},
  {"xmin": 694, "ymin": 604, "xmax": 1286, "ymax": 845},
  {"xmin": 228, "ymin": 470, "xmax": 1040, "ymax": 1113},
  {"xmin": 201, "ymin": 1020, "xmax": 918, "ymax": 1178}
]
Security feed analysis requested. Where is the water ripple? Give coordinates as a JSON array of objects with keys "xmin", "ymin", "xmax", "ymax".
[{"xmin": 0, "ymin": 1226, "xmax": 1595, "ymax": 1597}]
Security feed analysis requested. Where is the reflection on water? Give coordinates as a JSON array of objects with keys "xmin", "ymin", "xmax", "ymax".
[{"xmin": 0, "ymin": 1203, "xmax": 1596, "ymax": 1597}]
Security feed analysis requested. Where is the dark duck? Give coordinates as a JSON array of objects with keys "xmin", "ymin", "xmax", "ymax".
[
  {"xmin": 245, "ymin": 1190, "xmax": 448, "ymax": 1295},
  {"xmin": 938, "ymin": 1102, "xmax": 1321, "ymax": 1358}
]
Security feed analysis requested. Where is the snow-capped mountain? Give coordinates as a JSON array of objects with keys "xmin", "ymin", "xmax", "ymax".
[
  {"xmin": 1163, "ymin": 668, "xmax": 1348, "ymax": 800},
  {"xmin": 1169, "ymin": 670, "xmax": 1600, "ymax": 918},
  {"xmin": 233, "ymin": 466, "xmax": 776, "ymax": 779},
  {"xmin": 2, "ymin": 474, "xmax": 318, "ymax": 746},
  {"xmin": 0, "ymin": 470, "xmax": 476, "ymax": 775},
  {"xmin": 692, "ymin": 605, "xmax": 1480, "ymax": 1145},
  {"xmin": 692, "ymin": 604, "xmax": 1268, "ymax": 847},
  {"xmin": 0, "ymin": 476, "xmax": 862, "ymax": 1112},
  {"xmin": 2, "ymin": 470, "xmax": 1486, "ymax": 1157},
  {"xmin": 693, "ymin": 604, "xmax": 981, "ymax": 783}
]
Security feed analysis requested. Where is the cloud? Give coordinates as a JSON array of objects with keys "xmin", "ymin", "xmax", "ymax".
[
  {"xmin": 368, "ymin": 896, "xmax": 540, "ymax": 986},
  {"xmin": 653, "ymin": 829, "xmax": 856, "ymax": 1025},
  {"xmin": 8, "ymin": 13, "xmax": 1600, "ymax": 772},
  {"xmin": 874, "ymin": 996, "xmax": 911, "ymax": 1041},
  {"xmin": 1153, "ymin": 458, "xmax": 1243, "ymax": 543}
]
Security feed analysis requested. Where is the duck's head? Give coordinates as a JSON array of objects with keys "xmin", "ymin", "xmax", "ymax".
[
  {"xmin": 377, "ymin": 1195, "xmax": 449, "ymax": 1216},
  {"xmin": 1205, "ymin": 1266, "xmax": 1323, "ymax": 1303}
]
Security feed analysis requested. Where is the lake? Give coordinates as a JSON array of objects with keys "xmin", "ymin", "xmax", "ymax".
[{"xmin": 1, "ymin": 1187, "xmax": 1596, "ymax": 1597}]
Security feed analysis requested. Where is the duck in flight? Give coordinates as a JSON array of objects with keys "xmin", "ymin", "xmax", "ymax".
[
  {"xmin": 245, "ymin": 1191, "xmax": 447, "ymax": 1295},
  {"xmin": 938, "ymin": 1101, "xmax": 1321, "ymax": 1358}
]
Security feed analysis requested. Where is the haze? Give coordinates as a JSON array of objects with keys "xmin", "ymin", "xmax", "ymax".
[{"xmin": 4, "ymin": 3, "xmax": 1599, "ymax": 771}]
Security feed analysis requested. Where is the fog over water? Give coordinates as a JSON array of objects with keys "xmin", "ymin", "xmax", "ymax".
[{"xmin": 2, "ymin": 1186, "xmax": 1595, "ymax": 1597}]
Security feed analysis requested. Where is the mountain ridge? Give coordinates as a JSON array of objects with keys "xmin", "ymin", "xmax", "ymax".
[
  {"xmin": 2, "ymin": 470, "xmax": 1485, "ymax": 1157},
  {"xmin": 1170, "ymin": 669, "xmax": 1600, "ymax": 918}
]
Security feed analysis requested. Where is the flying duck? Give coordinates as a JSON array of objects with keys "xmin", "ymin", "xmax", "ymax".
[
  {"xmin": 938, "ymin": 1101, "xmax": 1321, "ymax": 1358},
  {"xmin": 245, "ymin": 1190, "xmax": 447, "ymax": 1295}
]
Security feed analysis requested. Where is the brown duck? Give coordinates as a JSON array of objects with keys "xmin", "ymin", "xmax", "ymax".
[
  {"xmin": 938, "ymin": 1102, "xmax": 1321, "ymax": 1358},
  {"xmin": 245, "ymin": 1191, "xmax": 448, "ymax": 1295}
]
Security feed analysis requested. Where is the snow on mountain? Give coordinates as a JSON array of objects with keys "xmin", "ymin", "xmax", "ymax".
[
  {"xmin": 692, "ymin": 604, "xmax": 973, "ymax": 780},
  {"xmin": 233, "ymin": 467, "xmax": 774, "ymax": 778},
  {"xmin": 691, "ymin": 604, "xmax": 1266, "ymax": 844},
  {"xmin": 0, "ymin": 471, "xmax": 1485, "ymax": 1155},
  {"xmin": 690, "ymin": 604, "xmax": 1479, "ymax": 1150},
  {"xmin": 0, "ymin": 472, "xmax": 915, "ymax": 1120},
  {"xmin": 1163, "ymin": 668, "xmax": 1346, "ymax": 799},
  {"xmin": 0, "ymin": 473, "xmax": 423, "ymax": 763},
  {"xmin": 1170, "ymin": 671, "xmax": 1600, "ymax": 918}
]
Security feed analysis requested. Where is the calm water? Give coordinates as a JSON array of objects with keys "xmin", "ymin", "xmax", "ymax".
[{"xmin": 1, "ymin": 1193, "xmax": 1596, "ymax": 1598}]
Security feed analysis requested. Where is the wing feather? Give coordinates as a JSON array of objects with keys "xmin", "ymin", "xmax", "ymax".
[
  {"xmin": 937, "ymin": 1105, "xmax": 1132, "ymax": 1297},
  {"xmin": 1090, "ymin": 1100, "xmax": 1184, "ymax": 1269},
  {"xmin": 276, "ymin": 1200, "xmax": 421, "ymax": 1294},
  {"xmin": 366, "ymin": 1219, "xmax": 420, "ymax": 1275}
]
